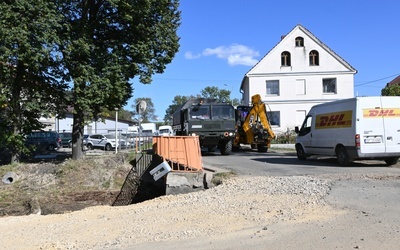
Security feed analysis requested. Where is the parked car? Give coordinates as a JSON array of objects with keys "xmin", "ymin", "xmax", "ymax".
[
  {"xmin": 25, "ymin": 131, "xmax": 62, "ymax": 151},
  {"xmin": 59, "ymin": 132, "xmax": 72, "ymax": 148},
  {"xmin": 86, "ymin": 133, "xmax": 126, "ymax": 151},
  {"xmin": 83, "ymin": 134, "xmax": 89, "ymax": 146}
]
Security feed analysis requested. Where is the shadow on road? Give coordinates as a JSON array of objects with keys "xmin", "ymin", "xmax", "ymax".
[{"xmin": 252, "ymin": 155, "xmax": 390, "ymax": 168}]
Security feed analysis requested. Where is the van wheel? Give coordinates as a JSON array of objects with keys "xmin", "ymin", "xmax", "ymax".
[
  {"xmin": 296, "ymin": 144, "xmax": 307, "ymax": 160},
  {"xmin": 47, "ymin": 144, "xmax": 56, "ymax": 151},
  {"xmin": 384, "ymin": 157, "xmax": 399, "ymax": 166},
  {"xmin": 336, "ymin": 147, "xmax": 350, "ymax": 166},
  {"xmin": 105, "ymin": 143, "xmax": 112, "ymax": 151}
]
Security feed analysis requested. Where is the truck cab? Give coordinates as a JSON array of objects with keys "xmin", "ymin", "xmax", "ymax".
[{"xmin": 173, "ymin": 98, "xmax": 236, "ymax": 155}]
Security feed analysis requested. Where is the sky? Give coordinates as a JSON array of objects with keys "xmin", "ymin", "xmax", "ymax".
[{"xmin": 126, "ymin": 0, "xmax": 400, "ymax": 121}]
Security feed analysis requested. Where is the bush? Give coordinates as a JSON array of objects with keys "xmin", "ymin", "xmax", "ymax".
[{"xmin": 271, "ymin": 129, "xmax": 296, "ymax": 144}]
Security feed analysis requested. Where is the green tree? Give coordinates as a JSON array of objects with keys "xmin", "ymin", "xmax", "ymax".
[
  {"xmin": 0, "ymin": 1, "xmax": 68, "ymax": 163},
  {"xmin": 101, "ymin": 108, "xmax": 134, "ymax": 122},
  {"xmin": 132, "ymin": 97, "xmax": 157, "ymax": 123},
  {"xmin": 201, "ymin": 86, "xmax": 240, "ymax": 105},
  {"xmin": 57, "ymin": 0, "xmax": 181, "ymax": 159},
  {"xmin": 201, "ymin": 86, "xmax": 230, "ymax": 103},
  {"xmin": 164, "ymin": 95, "xmax": 193, "ymax": 123},
  {"xmin": 231, "ymin": 98, "xmax": 241, "ymax": 106},
  {"xmin": 381, "ymin": 84, "xmax": 400, "ymax": 96},
  {"xmin": 118, "ymin": 109, "xmax": 135, "ymax": 121}
]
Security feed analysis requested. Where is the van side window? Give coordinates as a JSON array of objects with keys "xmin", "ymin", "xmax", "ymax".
[{"xmin": 299, "ymin": 115, "xmax": 312, "ymax": 136}]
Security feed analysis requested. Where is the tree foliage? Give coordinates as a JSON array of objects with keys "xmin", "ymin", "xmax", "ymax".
[
  {"xmin": 0, "ymin": 0, "xmax": 181, "ymax": 162},
  {"xmin": 163, "ymin": 95, "xmax": 194, "ymax": 123},
  {"xmin": 381, "ymin": 84, "xmax": 400, "ymax": 96},
  {"xmin": 56, "ymin": 0, "xmax": 181, "ymax": 159},
  {"xmin": 201, "ymin": 86, "xmax": 231, "ymax": 103},
  {"xmin": 0, "ymin": 1, "xmax": 68, "ymax": 163}
]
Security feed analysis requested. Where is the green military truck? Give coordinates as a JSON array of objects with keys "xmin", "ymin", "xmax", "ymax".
[{"xmin": 172, "ymin": 98, "xmax": 236, "ymax": 155}]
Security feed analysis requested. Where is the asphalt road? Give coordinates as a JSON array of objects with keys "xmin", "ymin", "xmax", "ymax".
[{"xmin": 201, "ymin": 147, "xmax": 400, "ymax": 176}]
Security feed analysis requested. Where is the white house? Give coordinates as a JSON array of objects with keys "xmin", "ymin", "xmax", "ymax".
[{"xmin": 240, "ymin": 24, "xmax": 357, "ymax": 134}]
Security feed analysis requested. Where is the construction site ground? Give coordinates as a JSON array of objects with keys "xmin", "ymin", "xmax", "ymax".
[{"xmin": 0, "ymin": 150, "xmax": 399, "ymax": 249}]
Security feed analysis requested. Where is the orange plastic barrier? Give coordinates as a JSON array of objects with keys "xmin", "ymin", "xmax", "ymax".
[{"xmin": 153, "ymin": 136, "xmax": 203, "ymax": 172}]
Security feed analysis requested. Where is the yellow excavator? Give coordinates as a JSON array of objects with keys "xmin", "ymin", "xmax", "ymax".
[{"xmin": 234, "ymin": 94, "xmax": 275, "ymax": 152}]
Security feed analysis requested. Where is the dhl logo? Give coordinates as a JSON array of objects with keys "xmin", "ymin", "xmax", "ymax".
[
  {"xmin": 363, "ymin": 108, "xmax": 400, "ymax": 118},
  {"xmin": 315, "ymin": 110, "xmax": 352, "ymax": 129}
]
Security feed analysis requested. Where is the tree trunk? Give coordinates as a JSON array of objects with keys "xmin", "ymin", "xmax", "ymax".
[
  {"xmin": 10, "ymin": 126, "xmax": 20, "ymax": 164},
  {"xmin": 71, "ymin": 110, "xmax": 85, "ymax": 160}
]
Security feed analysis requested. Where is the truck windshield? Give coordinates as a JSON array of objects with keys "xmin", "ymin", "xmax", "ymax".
[
  {"xmin": 189, "ymin": 105, "xmax": 210, "ymax": 120},
  {"xmin": 211, "ymin": 105, "xmax": 234, "ymax": 120}
]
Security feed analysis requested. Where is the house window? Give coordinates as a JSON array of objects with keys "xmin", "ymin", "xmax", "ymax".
[
  {"xmin": 296, "ymin": 79, "xmax": 306, "ymax": 95},
  {"xmin": 309, "ymin": 50, "xmax": 319, "ymax": 66},
  {"xmin": 268, "ymin": 111, "xmax": 280, "ymax": 127},
  {"xmin": 266, "ymin": 80, "xmax": 279, "ymax": 95},
  {"xmin": 295, "ymin": 37, "xmax": 304, "ymax": 47},
  {"xmin": 323, "ymin": 78, "xmax": 337, "ymax": 94},
  {"xmin": 281, "ymin": 51, "xmax": 291, "ymax": 66}
]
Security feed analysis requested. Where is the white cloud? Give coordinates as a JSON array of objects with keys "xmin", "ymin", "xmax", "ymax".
[
  {"xmin": 185, "ymin": 44, "xmax": 260, "ymax": 66},
  {"xmin": 184, "ymin": 51, "xmax": 201, "ymax": 59}
]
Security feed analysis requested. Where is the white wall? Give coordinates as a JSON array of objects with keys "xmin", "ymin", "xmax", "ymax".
[{"xmin": 241, "ymin": 25, "xmax": 356, "ymax": 134}]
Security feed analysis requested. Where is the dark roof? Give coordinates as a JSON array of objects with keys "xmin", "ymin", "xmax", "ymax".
[{"xmin": 388, "ymin": 75, "xmax": 400, "ymax": 86}]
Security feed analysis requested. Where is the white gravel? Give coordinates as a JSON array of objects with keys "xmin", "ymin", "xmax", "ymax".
[{"xmin": 1, "ymin": 173, "xmax": 399, "ymax": 250}]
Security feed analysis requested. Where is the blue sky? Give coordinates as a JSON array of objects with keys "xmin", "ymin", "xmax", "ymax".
[{"xmin": 126, "ymin": 0, "xmax": 400, "ymax": 121}]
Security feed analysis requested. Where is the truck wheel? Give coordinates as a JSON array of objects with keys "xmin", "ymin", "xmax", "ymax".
[
  {"xmin": 257, "ymin": 144, "xmax": 268, "ymax": 153},
  {"xmin": 296, "ymin": 144, "xmax": 307, "ymax": 160},
  {"xmin": 336, "ymin": 147, "xmax": 350, "ymax": 166},
  {"xmin": 384, "ymin": 157, "xmax": 399, "ymax": 166},
  {"xmin": 220, "ymin": 140, "xmax": 232, "ymax": 155}
]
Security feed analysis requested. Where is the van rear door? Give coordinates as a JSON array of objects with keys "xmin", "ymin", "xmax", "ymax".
[
  {"xmin": 358, "ymin": 97, "xmax": 386, "ymax": 154},
  {"xmin": 380, "ymin": 97, "xmax": 400, "ymax": 153}
]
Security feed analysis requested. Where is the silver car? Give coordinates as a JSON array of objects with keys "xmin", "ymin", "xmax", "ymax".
[{"xmin": 86, "ymin": 134, "xmax": 126, "ymax": 151}]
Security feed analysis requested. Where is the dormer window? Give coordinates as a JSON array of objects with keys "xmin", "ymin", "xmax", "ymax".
[
  {"xmin": 295, "ymin": 37, "xmax": 304, "ymax": 47},
  {"xmin": 281, "ymin": 51, "xmax": 291, "ymax": 66},
  {"xmin": 309, "ymin": 50, "xmax": 319, "ymax": 66}
]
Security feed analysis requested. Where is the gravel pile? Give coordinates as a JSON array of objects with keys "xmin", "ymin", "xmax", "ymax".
[
  {"xmin": 0, "ymin": 175, "xmax": 334, "ymax": 249},
  {"xmin": 98, "ymin": 175, "xmax": 333, "ymax": 248}
]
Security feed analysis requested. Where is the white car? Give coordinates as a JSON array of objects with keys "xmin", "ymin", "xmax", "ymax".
[{"xmin": 86, "ymin": 134, "xmax": 126, "ymax": 151}]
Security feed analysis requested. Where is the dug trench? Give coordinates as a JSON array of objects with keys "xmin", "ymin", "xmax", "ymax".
[{"xmin": 0, "ymin": 153, "xmax": 214, "ymax": 217}]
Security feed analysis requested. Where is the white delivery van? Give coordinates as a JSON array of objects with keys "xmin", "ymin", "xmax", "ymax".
[
  {"xmin": 158, "ymin": 125, "xmax": 173, "ymax": 136},
  {"xmin": 295, "ymin": 96, "xmax": 400, "ymax": 166}
]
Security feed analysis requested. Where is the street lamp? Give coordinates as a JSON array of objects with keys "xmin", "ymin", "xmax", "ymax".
[
  {"xmin": 224, "ymin": 84, "xmax": 234, "ymax": 105},
  {"xmin": 115, "ymin": 108, "xmax": 118, "ymax": 154}
]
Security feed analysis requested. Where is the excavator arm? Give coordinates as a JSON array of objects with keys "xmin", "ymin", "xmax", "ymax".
[{"xmin": 242, "ymin": 94, "xmax": 275, "ymax": 145}]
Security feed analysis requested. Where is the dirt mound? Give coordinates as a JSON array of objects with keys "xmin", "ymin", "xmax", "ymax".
[{"xmin": 0, "ymin": 154, "xmax": 134, "ymax": 217}]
